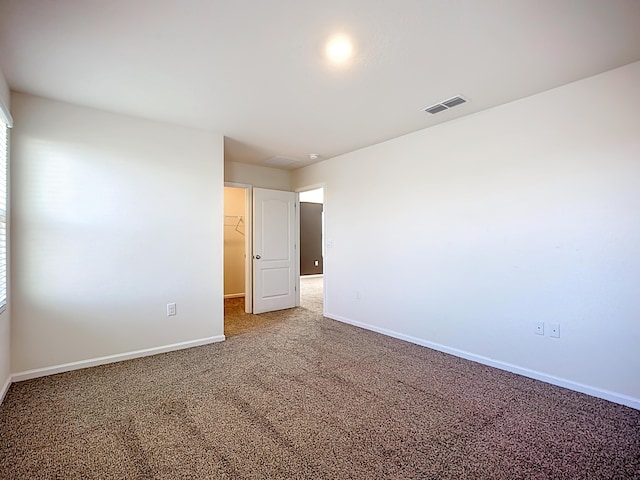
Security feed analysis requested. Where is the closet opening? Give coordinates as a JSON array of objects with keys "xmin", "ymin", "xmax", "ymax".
[{"xmin": 224, "ymin": 184, "xmax": 251, "ymax": 319}]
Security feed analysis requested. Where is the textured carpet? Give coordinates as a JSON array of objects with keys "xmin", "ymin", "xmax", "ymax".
[
  {"xmin": 224, "ymin": 275, "xmax": 324, "ymax": 338},
  {"xmin": 1, "ymin": 276, "xmax": 639, "ymax": 479}
]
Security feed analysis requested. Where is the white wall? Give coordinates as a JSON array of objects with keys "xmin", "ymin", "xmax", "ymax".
[
  {"xmin": 293, "ymin": 61, "xmax": 640, "ymax": 408},
  {"xmin": 10, "ymin": 93, "xmax": 225, "ymax": 375},
  {"xmin": 0, "ymin": 67, "xmax": 11, "ymax": 402},
  {"xmin": 299, "ymin": 187, "xmax": 323, "ymax": 204},
  {"xmin": 225, "ymin": 160, "xmax": 291, "ymax": 190},
  {"xmin": 224, "ymin": 187, "xmax": 246, "ymax": 296}
]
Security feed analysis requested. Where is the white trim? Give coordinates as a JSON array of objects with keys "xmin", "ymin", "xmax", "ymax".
[
  {"xmin": 244, "ymin": 186, "xmax": 252, "ymax": 313},
  {"xmin": 324, "ymin": 312, "xmax": 640, "ymax": 411},
  {"xmin": 224, "ymin": 293, "xmax": 245, "ymax": 299},
  {"xmin": 0, "ymin": 102, "xmax": 12, "ymax": 128},
  {"xmin": 11, "ymin": 335, "xmax": 225, "ymax": 383},
  {"xmin": 224, "ymin": 182, "xmax": 252, "ymax": 188},
  {"xmin": 294, "ymin": 182, "xmax": 326, "ymax": 194},
  {"xmin": 301, "ymin": 274, "xmax": 323, "ymax": 279},
  {"xmin": 0, "ymin": 375, "xmax": 11, "ymax": 405},
  {"xmin": 295, "ymin": 191, "xmax": 301, "ymax": 307}
]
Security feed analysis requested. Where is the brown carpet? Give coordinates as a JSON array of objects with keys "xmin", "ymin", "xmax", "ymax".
[
  {"xmin": 1, "ymin": 275, "xmax": 639, "ymax": 479},
  {"xmin": 224, "ymin": 275, "xmax": 324, "ymax": 338}
]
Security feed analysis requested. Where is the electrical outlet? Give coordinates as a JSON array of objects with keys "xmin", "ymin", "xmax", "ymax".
[
  {"xmin": 549, "ymin": 323, "xmax": 560, "ymax": 338},
  {"xmin": 535, "ymin": 321, "xmax": 544, "ymax": 335},
  {"xmin": 167, "ymin": 303, "xmax": 177, "ymax": 316},
  {"xmin": 314, "ymin": 260, "xmax": 319, "ymax": 266}
]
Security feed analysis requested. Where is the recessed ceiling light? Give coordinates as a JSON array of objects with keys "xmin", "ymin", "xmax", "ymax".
[{"xmin": 325, "ymin": 34, "xmax": 353, "ymax": 64}]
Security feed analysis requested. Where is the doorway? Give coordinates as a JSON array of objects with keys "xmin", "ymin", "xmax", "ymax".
[
  {"xmin": 223, "ymin": 185, "xmax": 324, "ymax": 337},
  {"xmin": 298, "ymin": 187, "xmax": 325, "ymax": 314},
  {"xmin": 224, "ymin": 184, "xmax": 251, "ymax": 314}
]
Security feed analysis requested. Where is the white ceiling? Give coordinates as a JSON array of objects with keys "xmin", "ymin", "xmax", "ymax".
[{"xmin": 1, "ymin": 0, "xmax": 640, "ymax": 170}]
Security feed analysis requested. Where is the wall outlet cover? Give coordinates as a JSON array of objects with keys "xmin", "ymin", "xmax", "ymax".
[
  {"xmin": 550, "ymin": 323, "xmax": 560, "ymax": 338},
  {"xmin": 535, "ymin": 321, "xmax": 544, "ymax": 335}
]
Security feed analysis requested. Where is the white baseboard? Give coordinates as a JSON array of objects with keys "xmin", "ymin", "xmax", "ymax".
[
  {"xmin": 0, "ymin": 375, "xmax": 11, "ymax": 406},
  {"xmin": 324, "ymin": 312, "xmax": 640, "ymax": 411},
  {"xmin": 11, "ymin": 335, "xmax": 226, "ymax": 383},
  {"xmin": 224, "ymin": 293, "xmax": 245, "ymax": 299}
]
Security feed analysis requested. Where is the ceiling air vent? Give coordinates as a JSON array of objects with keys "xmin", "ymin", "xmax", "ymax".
[
  {"xmin": 424, "ymin": 95, "xmax": 468, "ymax": 114},
  {"xmin": 264, "ymin": 156, "xmax": 300, "ymax": 167},
  {"xmin": 424, "ymin": 104, "xmax": 448, "ymax": 115}
]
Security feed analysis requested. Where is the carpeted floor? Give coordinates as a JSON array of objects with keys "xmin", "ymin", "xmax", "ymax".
[
  {"xmin": 1, "ymin": 275, "xmax": 639, "ymax": 479},
  {"xmin": 224, "ymin": 275, "xmax": 324, "ymax": 338}
]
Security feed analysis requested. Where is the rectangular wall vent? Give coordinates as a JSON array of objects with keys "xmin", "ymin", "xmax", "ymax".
[{"xmin": 424, "ymin": 95, "xmax": 468, "ymax": 114}]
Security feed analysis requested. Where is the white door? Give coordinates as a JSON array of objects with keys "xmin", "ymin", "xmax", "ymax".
[{"xmin": 253, "ymin": 188, "xmax": 298, "ymax": 314}]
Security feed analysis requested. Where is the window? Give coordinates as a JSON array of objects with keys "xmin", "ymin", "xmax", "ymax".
[{"xmin": 0, "ymin": 120, "xmax": 6, "ymax": 310}]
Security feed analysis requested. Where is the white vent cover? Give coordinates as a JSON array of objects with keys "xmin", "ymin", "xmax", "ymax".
[
  {"xmin": 424, "ymin": 95, "xmax": 468, "ymax": 114},
  {"xmin": 264, "ymin": 156, "xmax": 300, "ymax": 167}
]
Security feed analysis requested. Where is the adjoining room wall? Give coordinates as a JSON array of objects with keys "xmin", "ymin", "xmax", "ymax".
[
  {"xmin": 293, "ymin": 62, "xmax": 640, "ymax": 408},
  {"xmin": 225, "ymin": 160, "xmax": 291, "ymax": 190},
  {"xmin": 224, "ymin": 187, "xmax": 246, "ymax": 296},
  {"xmin": 300, "ymin": 202, "xmax": 323, "ymax": 276},
  {"xmin": 0, "ymin": 67, "xmax": 10, "ymax": 403},
  {"xmin": 10, "ymin": 93, "xmax": 225, "ymax": 375}
]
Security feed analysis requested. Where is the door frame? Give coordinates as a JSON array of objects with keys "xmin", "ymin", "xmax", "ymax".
[
  {"xmin": 295, "ymin": 183, "xmax": 326, "ymax": 316},
  {"xmin": 224, "ymin": 182, "xmax": 253, "ymax": 313}
]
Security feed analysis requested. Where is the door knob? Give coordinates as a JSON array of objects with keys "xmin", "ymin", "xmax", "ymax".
[{"xmin": 255, "ymin": 255, "xmax": 261, "ymax": 259}]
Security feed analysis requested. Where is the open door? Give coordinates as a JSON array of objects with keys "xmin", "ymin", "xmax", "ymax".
[{"xmin": 253, "ymin": 188, "xmax": 298, "ymax": 314}]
